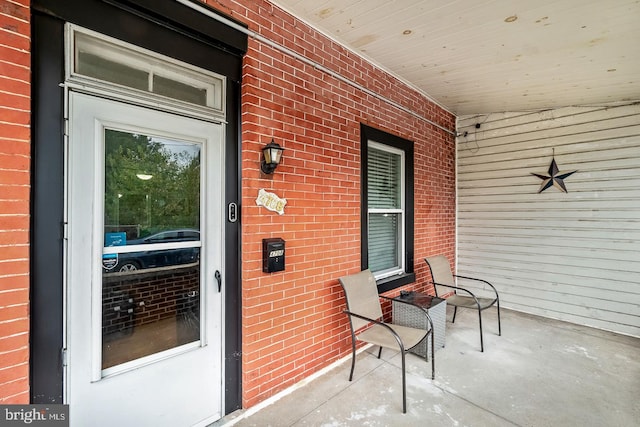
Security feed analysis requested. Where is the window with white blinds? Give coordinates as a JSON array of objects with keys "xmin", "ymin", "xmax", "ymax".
[{"xmin": 367, "ymin": 142, "xmax": 405, "ymax": 278}]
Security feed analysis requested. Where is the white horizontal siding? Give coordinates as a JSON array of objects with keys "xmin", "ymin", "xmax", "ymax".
[{"xmin": 456, "ymin": 103, "xmax": 640, "ymax": 337}]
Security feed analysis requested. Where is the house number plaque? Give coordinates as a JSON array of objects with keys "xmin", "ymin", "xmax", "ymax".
[{"xmin": 256, "ymin": 189, "xmax": 287, "ymax": 215}]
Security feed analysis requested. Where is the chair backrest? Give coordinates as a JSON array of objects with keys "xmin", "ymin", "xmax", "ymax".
[
  {"xmin": 424, "ymin": 255, "xmax": 456, "ymax": 297},
  {"xmin": 338, "ymin": 269, "xmax": 383, "ymax": 331}
]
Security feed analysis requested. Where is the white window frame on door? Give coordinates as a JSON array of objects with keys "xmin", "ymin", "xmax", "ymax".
[{"xmin": 92, "ymin": 121, "xmax": 211, "ymax": 381}]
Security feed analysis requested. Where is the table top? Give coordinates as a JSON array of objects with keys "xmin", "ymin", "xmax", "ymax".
[{"xmin": 393, "ymin": 291, "xmax": 445, "ymax": 308}]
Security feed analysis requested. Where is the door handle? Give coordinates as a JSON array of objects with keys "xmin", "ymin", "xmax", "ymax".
[{"xmin": 215, "ymin": 270, "xmax": 222, "ymax": 292}]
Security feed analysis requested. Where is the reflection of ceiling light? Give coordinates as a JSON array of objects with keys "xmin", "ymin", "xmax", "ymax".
[{"xmin": 136, "ymin": 174, "xmax": 153, "ymax": 180}]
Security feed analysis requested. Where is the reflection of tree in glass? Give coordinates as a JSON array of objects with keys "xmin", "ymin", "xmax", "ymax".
[{"xmin": 104, "ymin": 130, "xmax": 200, "ymax": 238}]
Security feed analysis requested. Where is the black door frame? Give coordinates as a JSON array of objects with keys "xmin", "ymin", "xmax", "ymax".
[{"xmin": 30, "ymin": 0, "xmax": 246, "ymax": 413}]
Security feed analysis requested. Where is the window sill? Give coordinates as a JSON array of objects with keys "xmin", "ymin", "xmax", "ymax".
[{"xmin": 376, "ymin": 272, "xmax": 416, "ymax": 294}]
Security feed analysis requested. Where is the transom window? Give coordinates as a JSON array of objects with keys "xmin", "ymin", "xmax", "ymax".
[{"xmin": 66, "ymin": 25, "xmax": 225, "ymax": 119}]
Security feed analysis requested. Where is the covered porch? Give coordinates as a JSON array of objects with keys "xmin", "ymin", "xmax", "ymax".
[{"xmin": 215, "ymin": 306, "xmax": 639, "ymax": 426}]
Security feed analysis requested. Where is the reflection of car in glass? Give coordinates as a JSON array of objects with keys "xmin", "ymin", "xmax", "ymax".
[{"xmin": 109, "ymin": 229, "xmax": 200, "ymax": 273}]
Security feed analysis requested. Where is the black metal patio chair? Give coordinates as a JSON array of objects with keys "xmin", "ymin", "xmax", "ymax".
[
  {"xmin": 424, "ymin": 256, "xmax": 501, "ymax": 352},
  {"xmin": 338, "ymin": 269, "xmax": 435, "ymax": 413}
]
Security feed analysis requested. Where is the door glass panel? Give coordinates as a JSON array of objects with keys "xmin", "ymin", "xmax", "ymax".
[{"xmin": 101, "ymin": 129, "xmax": 202, "ymax": 370}]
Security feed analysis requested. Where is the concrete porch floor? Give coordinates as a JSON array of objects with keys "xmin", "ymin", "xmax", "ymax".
[{"xmin": 213, "ymin": 307, "xmax": 640, "ymax": 427}]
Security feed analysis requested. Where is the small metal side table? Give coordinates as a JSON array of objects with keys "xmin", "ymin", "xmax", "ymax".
[{"xmin": 392, "ymin": 292, "xmax": 446, "ymax": 358}]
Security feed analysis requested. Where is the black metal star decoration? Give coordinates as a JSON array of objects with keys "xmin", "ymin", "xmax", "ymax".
[{"xmin": 531, "ymin": 151, "xmax": 577, "ymax": 193}]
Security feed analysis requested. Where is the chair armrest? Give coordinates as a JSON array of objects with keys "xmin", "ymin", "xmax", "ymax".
[
  {"xmin": 453, "ymin": 274, "xmax": 500, "ymax": 299},
  {"xmin": 380, "ymin": 296, "xmax": 435, "ymax": 333},
  {"xmin": 343, "ymin": 310, "xmax": 379, "ymax": 325},
  {"xmin": 343, "ymin": 310, "xmax": 405, "ymax": 351},
  {"xmin": 428, "ymin": 281, "xmax": 483, "ymax": 309}
]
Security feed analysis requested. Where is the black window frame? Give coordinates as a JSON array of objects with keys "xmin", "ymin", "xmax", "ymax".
[{"xmin": 360, "ymin": 124, "xmax": 415, "ymax": 293}]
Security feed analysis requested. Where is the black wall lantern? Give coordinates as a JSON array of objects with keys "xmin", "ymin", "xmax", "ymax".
[{"xmin": 261, "ymin": 139, "xmax": 285, "ymax": 174}]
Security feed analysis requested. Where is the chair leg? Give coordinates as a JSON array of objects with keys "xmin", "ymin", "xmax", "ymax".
[
  {"xmin": 401, "ymin": 351, "xmax": 407, "ymax": 414},
  {"xmin": 348, "ymin": 338, "xmax": 357, "ymax": 381},
  {"xmin": 430, "ymin": 331, "xmax": 435, "ymax": 380},
  {"xmin": 497, "ymin": 300, "xmax": 502, "ymax": 336},
  {"xmin": 377, "ymin": 346, "xmax": 383, "ymax": 359},
  {"xmin": 452, "ymin": 306, "xmax": 458, "ymax": 323},
  {"xmin": 478, "ymin": 309, "xmax": 484, "ymax": 352}
]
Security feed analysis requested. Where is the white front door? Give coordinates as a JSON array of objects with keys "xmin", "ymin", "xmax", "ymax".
[{"xmin": 66, "ymin": 92, "xmax": 224, "ymax": 426}]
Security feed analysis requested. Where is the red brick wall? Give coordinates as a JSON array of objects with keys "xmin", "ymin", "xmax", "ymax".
[
  {"xmin": 202, "ymin": 0, "xmax": 456, "ymax": 408},
  {"xmin": 0, "ymin": 0, "xmax": 31, "ymax": 404}
]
